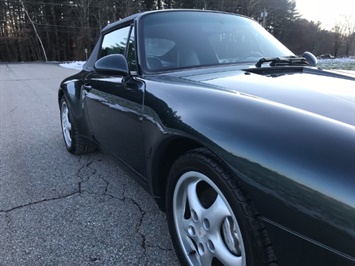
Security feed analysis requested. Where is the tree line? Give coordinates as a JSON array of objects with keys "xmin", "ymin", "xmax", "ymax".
[{"xmin": 1, "ymin": 0, "xmax": 354, "ymax": 62}]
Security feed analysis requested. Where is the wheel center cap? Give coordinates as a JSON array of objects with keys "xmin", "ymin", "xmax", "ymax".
[{"xmin": 199, "ymin": 227, "xmax": 206, "ymax": 237}]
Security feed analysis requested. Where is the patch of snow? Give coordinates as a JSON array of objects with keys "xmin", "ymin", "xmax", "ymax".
[
  {"xmin": 318, "ymin": 57, "xmax": 355, "ymax": 71},
  {"xmin": 59, "ymin": 61, "xmax": 85, "ymax": 70}
]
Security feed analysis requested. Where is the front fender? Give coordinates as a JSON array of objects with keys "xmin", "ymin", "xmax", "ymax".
[
  {"xmin": 145, "ymin": 79, "xmax": 354, "ymax": 261},
  {"xmin": 183, "ymin": 90, "xmax": 355, "ymax": 261}
]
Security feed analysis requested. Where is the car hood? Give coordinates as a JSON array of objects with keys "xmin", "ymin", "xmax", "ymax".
[{"xmin": 175, "ymin": 68, "xmax": 355, "ymax": 127}]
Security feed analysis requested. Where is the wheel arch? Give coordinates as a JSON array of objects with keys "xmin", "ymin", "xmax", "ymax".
[
  {"xmin": 58, "ymin": 88, "xmax": 64, "ymax": 107},
  {"xmin": 149, "ymin": 136, "xmax": 203, "ymax": 211}
]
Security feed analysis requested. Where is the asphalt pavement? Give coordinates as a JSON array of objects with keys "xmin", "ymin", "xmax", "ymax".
[{"xmin": 0, "ymin": 63, "xmax": 179, "ymax": 265}]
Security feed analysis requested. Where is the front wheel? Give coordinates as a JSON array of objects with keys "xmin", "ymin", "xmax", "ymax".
[{"xmin": 166, "ymin": 148, "xmax": 276, "ymax": 266}]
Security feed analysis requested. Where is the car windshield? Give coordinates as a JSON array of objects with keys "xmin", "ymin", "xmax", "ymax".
[{"xmin": 140, "ymin": 11, "xmax": 294, "ymax": 72}]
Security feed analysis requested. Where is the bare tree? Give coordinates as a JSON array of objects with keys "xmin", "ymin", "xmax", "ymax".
[
  {"xmin": 343, "ymin": 16, "xmax": 355, "ymax": 56},
  {"xmin": 1, "ymin": 0, "xmax": 352, "ymax": 62},
  {"xmin": 332, "ymin": 23, "xmax": 346, "ymax": 57},
  {"xmin": 19, "ymin": 0, "xmax": 48, "ymax": 61}
]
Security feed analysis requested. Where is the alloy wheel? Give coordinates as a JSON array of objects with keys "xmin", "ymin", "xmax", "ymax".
[
  {"xmin": 173, "ymin": 171, "xmax": 246, "ymax": 266},
  {"xmin": 61, "ymin": 101, "xmax": 72, "ymax": 148}
]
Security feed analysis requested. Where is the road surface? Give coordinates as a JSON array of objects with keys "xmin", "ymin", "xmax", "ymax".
[{"xmin": 0, "ymin": 63, "xmax": 179, "ymax": 265}]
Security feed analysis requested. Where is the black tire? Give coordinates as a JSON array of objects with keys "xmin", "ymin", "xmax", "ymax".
[
  {"xmin": 166, "ymin": 148, "xmax": 276, "ymax": 266},
  {"xmin": 60, "ymin": 97, "xmax": 94, "ymax": 155}
]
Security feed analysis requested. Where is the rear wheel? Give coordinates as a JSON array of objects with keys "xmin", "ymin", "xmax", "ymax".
[
  {"xmin": 60, "ymin": 97, "xmax": 93, "ymax": 154},
  {"xmin": 166, "ymin": 148, "xmax": 276, "ymax": 266}
]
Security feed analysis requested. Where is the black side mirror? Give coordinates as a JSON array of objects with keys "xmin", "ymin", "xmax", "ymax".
[
  {"xmin": 303, "ymin": 51, "xmax": 317, "ymax": 67},
  {"xmin": 94, "ymin": 54, "xmax": 130, "ymax": 76}
]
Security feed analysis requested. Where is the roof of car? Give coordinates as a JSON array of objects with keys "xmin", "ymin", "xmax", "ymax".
[
  {"xmin": 101, "ymin": 9, "xmax": 234, "ymax": 33},
  {"xmin": 101, "ymin": 13, "xmax": 140, "ymax": 32}
]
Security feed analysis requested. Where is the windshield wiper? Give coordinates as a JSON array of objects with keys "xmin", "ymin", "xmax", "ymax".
[{"xmin": 255, "ymin": 56, "xmax": 309, "ymax": 68}]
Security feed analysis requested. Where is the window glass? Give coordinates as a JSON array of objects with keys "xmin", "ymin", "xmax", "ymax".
[
  {"xmin": 127, "ymin": 27, "xmax": 137, "ymax": 72},
  {"xmin": 140, "ymin": 12, "xmax": 293, "ymax": 72},
  {"xmin": 100, "ymin": 26, "xmax": 130, "ymax": 58},
  {"xmin": 208, "ymin": 30, "xmax": 261, "ymax": 63},
  {"xmin": 145, "ymin": 38, "xmax": 175, "ymax": 57}
]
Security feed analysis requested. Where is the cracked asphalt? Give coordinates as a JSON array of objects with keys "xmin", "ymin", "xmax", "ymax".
[{"xmin": 0, "ymin": 63, "xmax": 179, "ymax": 265}]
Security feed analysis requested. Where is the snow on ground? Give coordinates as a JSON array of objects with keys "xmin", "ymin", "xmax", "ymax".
[
  {"xmin": 317, "ymin": 58, "xmax": 355, "ymax": 77},
  {"xmin": 318, "ymin": 58, "xmax": 355, "ymax": 71},
  {"xmin": 59, "ymin": 61, "xmax": 85, "ymax": 70}
]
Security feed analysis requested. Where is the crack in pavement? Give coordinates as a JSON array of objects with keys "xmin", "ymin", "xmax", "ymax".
[
  {"xmin": 77, "ymin": 157, "xmax": 174, "ymax": 261},
  {"xmin": 0, "ymin": 153, "xmax": 174, "ymax": 264},
  {"xmin": 75, "ymin": 157, "xmax": 168, "ymax": 264},
  {"xmin": 0, "ymin": 192, "xmax": 80, "ymax": 214},
  {"xmin": 77, "ymin": 158, "xmax": 97, "ymax": 194},
  {"xmin": 76, "ymin": 156, "xmax": 175, "ymax": 258},
  {"xmin": 122, "ymin": 191, "xmax": 174, "ymax": 265},
  {"xmin": 0, "ymin": 156, "xmax": 96, "ymax": 214},
  {"xmin": 76, "ymin": 156, "xmax": 124, "ymax": 201},
  {"xmin": 125, "ymin": 195, "xmax": 148, "ymax": 265},
  {"xmin": 0, "ymin": 156, "xmax": 97, "ymax": 214}
]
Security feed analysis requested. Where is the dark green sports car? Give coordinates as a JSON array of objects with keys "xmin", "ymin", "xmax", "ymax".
[{"xmin": 59, "ymin": 9, "xmax": 355, "ymax": 266}]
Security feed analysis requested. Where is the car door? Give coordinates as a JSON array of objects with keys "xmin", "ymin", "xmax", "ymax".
[{"xmin": 83, "ymin": 25, "xmax": 147, "ymax": 178}]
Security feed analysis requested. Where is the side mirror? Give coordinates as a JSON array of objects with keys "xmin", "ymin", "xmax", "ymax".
[
  {"xmin": 94, "ymin": 54, "xmax": 130, "ymax": 76},
  {"xmin": 303, "ymin": 51, "xmax": 317, "ymax": 67}
]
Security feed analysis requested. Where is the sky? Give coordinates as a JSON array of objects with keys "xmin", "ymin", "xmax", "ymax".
[{"xmin": 294, "ymin": 0, "xmax": 355, "ymax": 30}]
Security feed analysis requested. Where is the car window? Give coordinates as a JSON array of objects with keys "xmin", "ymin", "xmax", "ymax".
[
  {"xmin": 144, "ymin": 38, "xmax": 176, "ymax": 71},
  {"xmin": 208, "ymin": 30, "xmax": 262, "ymax": 63},
  {"xmin": 100, "ymin": 26, "xmax": 130, "ymax": 58},
  {"xmin": 127, "ymin": 27, "xmax": 137, "ymax": 73},
  {"xmin": 209, "ymin": 32, "xmax": 241, "ymax": 63},
  {"xmin": 145, "ymin": 38, "xmax": 175, "ymax": 57},
  {"xmin": 140, "ymin": 12, "xmax": 293, "ymax": 72}
]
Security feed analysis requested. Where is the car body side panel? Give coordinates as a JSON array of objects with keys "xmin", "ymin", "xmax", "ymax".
[
  {"xmin": 141, "ymin": 77, "xmax": 355, "ymax": 263},
  {"xmin": 83, "ymin": 73, "xmax": 147, "ymax": 178},
  {"xmin": 264, "ymin": 221, "xmax": 355, "ymax": 266}
]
